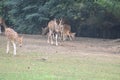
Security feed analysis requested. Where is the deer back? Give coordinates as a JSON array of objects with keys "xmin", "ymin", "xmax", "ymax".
[
  {"xmin": 5, "ymin": 28, "xmax": 18, "ymax": 40},
  {"xmin": 63, "ymin": 24, "xmax": 71, "ymax": 34}
]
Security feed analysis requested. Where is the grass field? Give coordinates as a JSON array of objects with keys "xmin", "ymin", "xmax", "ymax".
[{"xmin": 0, "ymin": 34, "xmax": 120, "ymax": 80}]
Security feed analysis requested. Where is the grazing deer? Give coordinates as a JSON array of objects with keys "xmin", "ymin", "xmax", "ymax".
[
  {"xmin": 0, "ymin": 17, "xmax": 23, "ymax": 55},
  {"xmin": 59, "ymin": 19, "xmax": 76, "ymax": 41}
]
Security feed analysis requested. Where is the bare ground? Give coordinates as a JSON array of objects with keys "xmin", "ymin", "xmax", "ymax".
[
  {"xmin": 20, "ymin": 34, "xmax": 120, "ymax": 57},
  {"xmin": 1, "ymin": 34, "xmax": 120, "ymax": 57}
]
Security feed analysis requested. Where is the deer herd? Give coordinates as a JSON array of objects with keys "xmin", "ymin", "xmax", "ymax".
[{"xmin": 0, "ymin": 17, "xmax": 76, "ymax": 55}]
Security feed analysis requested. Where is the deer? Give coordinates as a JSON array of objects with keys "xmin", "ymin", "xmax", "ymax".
[
  {"xmin": 46, "ymin": 18, "xmax": 61, "ymax": 46},
  {"xmin": 69, "ymin": 32, "xmax": 76, "ymax": 40},
  {"xmin": 58, "ymin": 19, "xmax": 76, "ymax": 41},
  {"xmin": 42, "ymin": 19, "xmax": 76, "ymax": 42},
  {"xmin": 0, "ymin": 17, "xmax": 23, "ymax": 55},
  {"xmin": 42, "ymin": 27, "xmax": 49, "ymax": 36}
]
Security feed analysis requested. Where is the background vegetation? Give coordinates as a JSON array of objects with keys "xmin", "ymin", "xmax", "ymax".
[{"xmin": 0, "ymin": 0, "xmax": 120, "ymax": 38}]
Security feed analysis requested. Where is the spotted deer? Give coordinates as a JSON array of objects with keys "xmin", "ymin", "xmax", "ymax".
[
  {"xmin": 0, "ymin": 17, "xmax": 23, "ymax": 55},
  {"xmin": 47, "ymin": 19, "xmax": 61, "ymax": 46},
  {"xmin": 59, "ymin": 19, "xmax": 76, "ymax": 41}
]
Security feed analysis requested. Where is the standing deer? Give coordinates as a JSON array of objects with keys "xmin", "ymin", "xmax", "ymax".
[
  {"xmin": 47, "ymin": 19, "xmax": 61, "ymax": 46},
  {"xmin": 0, "ymin": 17, "xmax": 23, "ymax": 55}
]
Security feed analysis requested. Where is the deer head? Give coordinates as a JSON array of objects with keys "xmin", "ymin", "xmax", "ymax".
[
  {"xmin": 59, "ymin": 18, "xmax": 63, "ymax": 25},
  {"xmin": 42, "ymin": 27, "xmax": 49, "ymax": 35}
]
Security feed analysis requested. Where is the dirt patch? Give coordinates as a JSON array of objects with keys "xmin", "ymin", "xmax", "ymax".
[
  {"xmin": 22, "ymin": 35, "xmax": 120, "ymax": 55},
  {"xmin": 1, "ymin": 34, "xmax": 120, "ymax": 56}
]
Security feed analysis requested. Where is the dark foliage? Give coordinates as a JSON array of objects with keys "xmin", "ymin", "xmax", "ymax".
[{"xmin": 0, "ymin": 0, "xmax": 120, "ymax": 38}]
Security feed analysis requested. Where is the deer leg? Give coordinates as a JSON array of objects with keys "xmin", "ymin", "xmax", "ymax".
[
  {"xmin": 47, "ymin": 33, "xmax": 50, "ymax": 43},
  {"xmin": 49, "ymin": 31, "xmax": 53, "ymax": 44},
  {"xmin": 63, "ymin": 34, "xmax": 66, "ymax": 41},
  {"xmin": 48, "ymin": 32, "xmax": 52, "ymax": 44},
  {"xmin": 55, "ymin": 33, "xmax": 58, "ymax": 46},
  {"xmin": 12, "ymin": 41, "xmax": 16, "ymax": 55},
  {"xmin": 0, "ymin": 26, "xmax": 1, "ymax": 34},
  {"xmin": 68, "ymin": 33, "xmax": 72, "ymax": 41},
  {"xmin": 60, "ymin": 32, "xmax": 63, "ymax": 41},
  {"xmin": 6, "ymin": 40, "xmax": 10, "ymax": 54},
  {"xmin": 50, "ymin": 34, "xmax": 53, "ymax": 44},
  {"xmin": 69, "ymin": 36, "xmax": 72, "ymax": 41}
]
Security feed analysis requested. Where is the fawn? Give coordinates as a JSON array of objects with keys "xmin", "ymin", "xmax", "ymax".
[{"xmin": 0, "ymin": 17, "xmax": 23, "ymax": 55}]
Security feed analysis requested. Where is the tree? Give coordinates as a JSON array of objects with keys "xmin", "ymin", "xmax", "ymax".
[{"xmin": 0, "ymin": 0, "xmax": 120, "ymax": 38}]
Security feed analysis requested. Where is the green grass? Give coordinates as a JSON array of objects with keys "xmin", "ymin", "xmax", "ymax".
[
  {"xmin": 0, "ymin": 35, "xmax": 120, "ymax": 80},
  {"xmin": 0, "ymin": 51, "xmax": 120, "ymax": 80}
]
